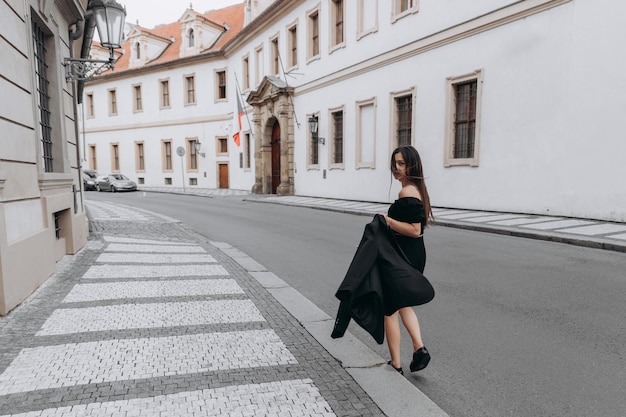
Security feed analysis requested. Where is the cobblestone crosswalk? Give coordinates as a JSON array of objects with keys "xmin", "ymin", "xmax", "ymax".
[{"xmin": 0, "ymin": 200, "xmax": 382, "ymax": 416}]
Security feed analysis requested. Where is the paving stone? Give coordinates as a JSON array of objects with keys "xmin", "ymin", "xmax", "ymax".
[
  {"xmin": 0, "ymin": 203, "xmax": 384, "ymax": 417},
  {"xmin": 36, "ymin": 300, "xmax": 266, "ymax": 335},
  {"xmin": 82, "ymin": 264, "xmax": 228, "ymax": 279},
  {"xmin": 63, "ymin": 279, "xmax": 243, "ymax": 302},
  {"xmin": 95, "ymin": 253, "xmax": 216, "ymax": 264}
]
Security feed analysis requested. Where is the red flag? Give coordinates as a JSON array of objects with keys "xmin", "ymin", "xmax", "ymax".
[{"xmin": 232, "ymin": 93, "xmax": 243, "ymax": 147}]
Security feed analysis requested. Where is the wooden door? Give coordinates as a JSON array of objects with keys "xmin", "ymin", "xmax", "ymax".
[
  {"xmin": 271, "ymin": 121, "xmax": 281, "ymax": 194},
  {"xmin": 218, "ymin": 164, "xmax": 229, "ymax": 189}
]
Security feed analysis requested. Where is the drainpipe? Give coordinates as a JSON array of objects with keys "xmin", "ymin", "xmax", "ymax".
[{"xmin": 69, "ymin": 17, "xmax": 87, "ymax": 213}]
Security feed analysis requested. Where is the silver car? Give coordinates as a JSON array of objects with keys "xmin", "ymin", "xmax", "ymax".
[{"xmin": 96, "ymin": 174, "xmax": 137, "ymax": 192}]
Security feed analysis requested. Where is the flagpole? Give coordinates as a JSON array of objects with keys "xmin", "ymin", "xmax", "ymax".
[{"xmin": 233, "ymin": 72, "xmax": 253, "ymax": 139}]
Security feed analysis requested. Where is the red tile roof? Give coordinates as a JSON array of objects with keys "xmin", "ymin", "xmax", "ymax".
[{"xmin": 101, "ymin": 3, "xmax": 244, "ymax": 75}]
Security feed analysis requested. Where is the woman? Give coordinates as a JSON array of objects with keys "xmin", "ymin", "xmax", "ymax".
[{"xmin": 380, "ymin": 145, "xmax": 434, "ymax": 375}]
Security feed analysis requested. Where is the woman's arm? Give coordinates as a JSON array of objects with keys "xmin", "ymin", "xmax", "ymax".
[{"xmin": 380, "ymin": 214, "xmax": 422, "ymax": 237}]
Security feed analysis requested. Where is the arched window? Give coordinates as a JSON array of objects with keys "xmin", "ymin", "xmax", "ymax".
[
  {"xmin": 135, "ymin": 42, "xmax": 141, "ymax": 59},
  {"xmin": 188, "ymin": 29, "xmax": 195, "ymax": 48}
]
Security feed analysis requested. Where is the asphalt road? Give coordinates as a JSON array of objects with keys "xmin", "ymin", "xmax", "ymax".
[{"xmin": 86, "ymin": 191, "xmax": 626, "ymax": 417}]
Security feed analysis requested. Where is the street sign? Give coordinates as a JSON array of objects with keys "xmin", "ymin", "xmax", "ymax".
[{"xmin": 176, "ymin": 146, "xmax": 185, "ymax": 157}]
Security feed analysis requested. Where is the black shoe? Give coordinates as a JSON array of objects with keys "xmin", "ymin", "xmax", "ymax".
[
  {"xmin": 387, "ymin": 361, "xmax": 404, "ymax": 375},
  {"xmin": 409, "ymin": 347, "xmax": 430, "ymax": 372}
]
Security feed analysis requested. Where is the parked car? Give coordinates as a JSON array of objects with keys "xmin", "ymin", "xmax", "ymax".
[
  {"xmin": 82, "ymin": 170, "xmax": 98, "ymax": 191},
  {"xmin": 95, "ymin": 174, "xmax": 137, "ymax": 192}
]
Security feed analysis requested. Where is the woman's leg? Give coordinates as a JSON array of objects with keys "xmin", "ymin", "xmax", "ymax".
[
  {"xmin": 398, "ymin": 307, "xmax": 424, "ymax": 351},
  {"xmin": 385, "ymin": 313, "xmax": 402, "ymax": 368}
]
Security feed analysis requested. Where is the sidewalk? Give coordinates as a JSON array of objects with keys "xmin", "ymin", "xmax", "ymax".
[
  {"xmin": 0, "ymin": 199, "xmax": 447, "ymax": 417},
  {"xmin": 140, "ymin": 186, "xmax": 626, "ymax": 253}
]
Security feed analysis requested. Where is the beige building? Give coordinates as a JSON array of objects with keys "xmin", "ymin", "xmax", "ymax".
[{"xmin": 0, "ymin": 0, "xmax": 93, "ymax": 315}]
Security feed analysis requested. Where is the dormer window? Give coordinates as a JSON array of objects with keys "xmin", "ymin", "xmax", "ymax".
[
  {"xmin": 188, "ymin": 29, "xmax": 195, "ymax": 48},
  {"xmin": 135, "ymin": 42, "xmax": 141, "ymax": 59}
]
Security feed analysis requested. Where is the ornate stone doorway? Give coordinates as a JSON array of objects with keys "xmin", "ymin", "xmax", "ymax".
[{"xmin": 247, "ymin": 76, "xmax": 295, "ymax": 195}]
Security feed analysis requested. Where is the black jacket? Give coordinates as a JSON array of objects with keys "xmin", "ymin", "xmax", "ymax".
[{"xmin": 331, "ymin": 215, "xmax": 435, "ymax": 344}]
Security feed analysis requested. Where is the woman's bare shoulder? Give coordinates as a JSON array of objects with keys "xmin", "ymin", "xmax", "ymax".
[{"xmin": 399, "ymin": 185, "xmax": 422, "ymax": 199}]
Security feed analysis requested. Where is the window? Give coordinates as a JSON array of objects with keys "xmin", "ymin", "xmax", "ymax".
[
  {"xmin": 189, "ymin": 178, "xmax": 198, "ymax": 186},
  {"xmin": 86, "ymin": 93, "xmax": 94, "ymax": 117},
  {"xmin": 89, "ymin": 145, "xmax": 97, "ymax": 170},
  {"xmin": 445, "ymin": 70, "xmax": 483, "ymax": 166},
  {"xmin": 215, "ymin": 70, "xmax": 227, "ymax": 100},
  {"xmin": 135, "ymin": 42, "xmax": 141, "ymax": 59},
  {"xmin": 308, "ymin": 9, "xmax": 320, "ymax": 60},
  {"xmin": 162, "ymin": 140, "xmax": 173, "ymax": 171},
  {"xmin": 357, "ymin": 0, "xmax": 378, "ymax": 39},
  {"xmin": 357, "ymin": 98, "xmax": 376, "ymax": 168},
  {"xmin": 185, "ymin": 75, "xmax": 196, "ymax": 105},
  {"xmin": 160, "ymin": 80, "xmax": 170, "ymax": 108},
  {"xmin": 217, "ymin": 137, "xmax": 228, "ymax": 155},
  {"xmin": 255, "ymin": 46, "xmax": 264, "ymax": 86},
  {"xmin": 108, "ymin": 89, "xmax": 117, "ymax": 115},
  {"xmin": 331, "ymin": 0, "xmax": 345, "ymax": 48},
  {"xmin": 111, "ymin": 143, "xmax": 120, "ymax": 171},
  {"xmin": 32, "ymin": 18, "xmax": 54, "ymax": 172},
  {"xmin": 308, "ymin": 114, "xmax": 320, "ymax": 167},
  {"xmin": 133, "ymin": 85, "xmax": 142, "ymax": 112},
  {"xmin": 394, "ymin": 94, "xmax": 413, "ymax": 147},
  {"xmin": 270, "ymin": 36, "xmax": 280, "ymax": 75},
  {"xmin": 136, "ymin": 142, "xmax": 145, "ymax": 171},
  {"xmin": 287, "ymin": 23, "xmax": 298, "ymax": 68},
  {"xmin": 165, "ymin": 177, "xmax": 172, "ymax": 185},
  {"xmin": 244, "ymin": 132, "xmax": 251, "ymax": 169},
  {"xmin": 330, "ymin": 109, "xmax": 344, "ymax": 166},
  {"xmin": 393, "ymin": 0, "xmax": 419, "ymax": 21},
  {"xmin": 187, "ymin": 139, "xmax": 199, "ymax": 171},
  {"xmin": 242, "ymin": 55, "xmax": 250, "ymax": 90},
  {"xmin": 54, "ymin": 212, "xmax": 61, "ymax": 239},
  {"xmin": 188, "ymin": 28, "xmax": 195, "ymax": 48}
]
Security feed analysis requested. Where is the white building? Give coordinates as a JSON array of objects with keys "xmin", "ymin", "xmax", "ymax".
[
  {"xmin": 83, "ymin": 0, "xmax": 626, "ymax": 222},
  {"xmin": 0, "ymin": 0, "xmax": 92, "ymax": 314}
]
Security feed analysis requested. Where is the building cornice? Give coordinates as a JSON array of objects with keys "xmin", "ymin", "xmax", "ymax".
[
  {"xmin": 297, "ymin": 0, "xmax": 573, "ymax": 95},
  {"xmin": 38, "ymin": 173, "xmax": 74, "ymax": 191},
  {"xmin": 84, "ymin": 113, "xmax": 231, "ymax": 134}
]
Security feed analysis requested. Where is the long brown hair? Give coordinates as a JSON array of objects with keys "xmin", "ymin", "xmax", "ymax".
[{"xmin": 391, "ymin": 146, "xmax": 434, "ymax": 226}]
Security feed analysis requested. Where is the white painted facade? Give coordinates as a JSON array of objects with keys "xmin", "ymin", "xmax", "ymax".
[{"xmin": 83, "ymin": 0, "xmax": 626, "ymax": 222}]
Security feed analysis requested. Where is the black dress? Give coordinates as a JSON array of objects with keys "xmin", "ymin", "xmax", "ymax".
[{"xmin": 388, "ymin": 197, "xmax": 427, "ymax": 273}]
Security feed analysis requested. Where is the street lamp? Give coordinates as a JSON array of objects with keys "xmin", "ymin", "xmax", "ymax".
[
  {"xmin": 308, "ymin": 115, "xmax": 325, "ymax": 145},
  {"xmin": 194, "ymin": 141, "xmax": 205, "ymax": 158},
  {"xmin": 64, "ymin": 0, "xmax": 127, "ymax": 81}
]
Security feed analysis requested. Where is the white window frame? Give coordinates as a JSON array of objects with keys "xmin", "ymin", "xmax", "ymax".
[
  {"xmin": 132, "ymin": 83, "xmax": 143, "ymax": 113},
  {"xmin": 444, "ymin": 69, "xmax": 483, "ymax": 167},
  {"xmin": 392, "ymin": 0, "xmax": 419, "ymax": 23},
  {"xmin": 286, "ymin": 19, "xmax": 299, "ymax": 70},
  {"xmin": 357, "ymin": 0, "xmax": 378, "ymax": 40},
  {"xmin": 255, "ymin": 44, "xmax": 264, "ymax": 86},
  {"xmin": 270, "ymin": 33, "xmax": 280, "ymax": 76},
  {"xmin": 329, "ymin": 0, "xmax": 346, "ymax": 52},
  {"xmin": 108, "ymin": 88, "xmax": 117, "ymax": 116},
  {"xmin": 184, "ymin": 73, "xmax": 196, "ymax": 106},
  {"xmin": 306, "ymin": 5, "xmax": 321, "ymax": 63},
  {"xmin": 356, "ymin": 97, "xmax": 377, "ymax": 169},
  {"xmin": 307, "ymin": 112, "xmax": 321, "ymax": 169},
  {"xmin": 85, "ymin": 92, "xmax": 94, "ymax": 118},
  {"xmin": 214, "ymin": 68, "xmax": 228, "ymax": 102},
  {"xmin": 242, "ymin": 54, "xmax": 250, "ymax": 91},
  {"xmin": 328, "ymin": 105, "xmax": 345, "ymax": 169},
  {"xmin": 159, "ymin": 78, "xmax": 170, "ymax": 109},
  {"xmin": 389, "ymin": 87, "xmax": 416, "ymax": 151}
]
